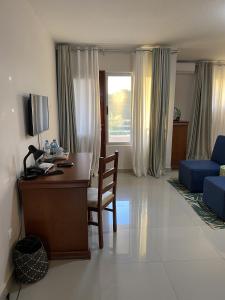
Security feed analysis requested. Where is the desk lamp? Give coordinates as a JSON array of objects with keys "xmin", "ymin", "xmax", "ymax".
[{"xmin": 23, "ymin": 145, "xmax": 45, "ymax": 180}]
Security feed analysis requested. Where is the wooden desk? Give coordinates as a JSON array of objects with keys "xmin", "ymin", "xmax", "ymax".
[{"xmin": 19, "ymin": 153, "xmax": 92, "ymax": 260}]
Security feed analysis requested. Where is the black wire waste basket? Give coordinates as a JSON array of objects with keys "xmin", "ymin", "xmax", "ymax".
[{"xmin": 13, "ymin": 235, "xmax": 48, "ymax": 284}]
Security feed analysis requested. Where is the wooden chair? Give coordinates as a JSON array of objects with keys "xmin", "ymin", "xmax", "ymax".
[{"xmin": 87, "ymin": 151, "xmax": 119, "ymax": 249}]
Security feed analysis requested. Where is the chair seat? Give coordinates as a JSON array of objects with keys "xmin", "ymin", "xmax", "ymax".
[
  {"xmin": 179, "ymin": 160, "xmax": 220, "ymax": 192},
  {"xmin": 180, "ymin": 160, "xmax": 220, "ymax": 171},
  {"xmin": 87, "ymin": 188, "xmax": 114, "ymax": 208}
]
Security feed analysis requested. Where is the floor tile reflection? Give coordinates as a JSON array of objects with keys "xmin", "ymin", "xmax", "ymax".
[{"xmin": 10, "ymin": 172, "xmax": 225, "ymax": 300}]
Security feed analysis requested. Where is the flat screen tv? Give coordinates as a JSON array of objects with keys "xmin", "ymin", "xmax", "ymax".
[{"xmin": 27, "ymin": 94, "xmax": 49, "ymax": 136}]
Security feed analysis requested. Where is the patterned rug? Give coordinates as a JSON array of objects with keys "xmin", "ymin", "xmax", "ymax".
[{"xmin": 168, "ymin": 178, "xmax": 225, "ymax": 229}]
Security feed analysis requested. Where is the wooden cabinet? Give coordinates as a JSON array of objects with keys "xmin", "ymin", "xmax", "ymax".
[{"xmin": 171, "ymin": 121, "xmax": 189, "ymax": 169}]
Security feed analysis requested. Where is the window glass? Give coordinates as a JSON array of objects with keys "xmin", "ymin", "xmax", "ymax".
[{"xmin": 107, "ymin": 75, "xmax": 132, "ymax": 143}]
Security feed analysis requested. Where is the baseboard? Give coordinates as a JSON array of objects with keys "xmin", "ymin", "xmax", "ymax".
[
  {"xmin": 118, "ymin": 169, "xmax": 175, "ymax": 175},
  {"xmin": 118, "ymin": 169, "xmax": 133, "ymax": 173}
]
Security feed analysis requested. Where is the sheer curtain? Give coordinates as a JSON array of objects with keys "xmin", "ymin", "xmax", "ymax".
[
  {"xmin": 132, "ymin": 51, "xmax": 152, "ymax": 177},
  {"xmin": 212, "ymin": 65, "xmax": 225, "ymax": 148},
  {"xmin": 71, "ymin": 48, "xmax": 101, "ymax": 174}
]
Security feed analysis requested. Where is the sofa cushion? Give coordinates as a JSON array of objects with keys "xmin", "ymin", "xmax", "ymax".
[
  {"xmin": 179, "ymin": 160, "xmax": 220, "ymax": 192},
  {"xmin": 203, "ymin": 177, "xmax": 225, "ymax": 220},
  {"xmin": 180, "ymin": 160, "xmax": 219, "ymax": 171},
  {"xmin": 211, "ymin": 135, "xmax": 225, "ymax": 165}
]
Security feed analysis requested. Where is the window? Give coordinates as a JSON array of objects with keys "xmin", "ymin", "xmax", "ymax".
[{"xmin": 107, "ymin": 74, "xmax": 132, "ymax": 144}]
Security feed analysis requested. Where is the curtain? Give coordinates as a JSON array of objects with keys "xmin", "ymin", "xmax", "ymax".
[
  {"xmin": 132, "ymin": 51, "xmax": 152, "ymax": 176},
  {"xmin": 56, "ymin": 45, "xmax": 77, "ymax": 152},
  {"xmin": 149, "ymin": 48, "xmax": 170, "ymax": 178},
  {"xmin": 212, "ymin": 65, "xmax": 225, "ymax": 148},
  {"xmin": 71, "ymin": 48, "xmax": 101, "ymax": 174},
  {"xmin": 165, "ymin": 53, "xmax": 177, "ymax": 169},
  {"xmin": 187, "ymin": 62, "xmax": 213, "ymax": 159}
]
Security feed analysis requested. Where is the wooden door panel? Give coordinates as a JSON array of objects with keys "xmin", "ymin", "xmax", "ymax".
[{"xmin": 99, "ymin": 70, "xmax": 106, "ymax": 157}]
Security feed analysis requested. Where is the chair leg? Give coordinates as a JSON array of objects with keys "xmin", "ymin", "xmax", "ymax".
[
  {"xmin": 112, "ymin": 198, "xmax": 117, "ymax": 232},
  {"xmin": 98, "ymin": 210, "xmax": 103, "ymax": 249}
]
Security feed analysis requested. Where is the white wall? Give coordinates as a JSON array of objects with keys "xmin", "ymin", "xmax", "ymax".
[
  {"xmin": 99, "ymin": 52, "xmax": 133, "ymax": 73},
  {"xmin": 99, "ymin": 52, "xmax": 133, "ymax": 170},
  {"xmin": 0, "ymin": 0, "xmax": 58, "ymax": 294},
  {"xmin": 174, "ymin": 71, "xmax": 195, "ymax": 122}
]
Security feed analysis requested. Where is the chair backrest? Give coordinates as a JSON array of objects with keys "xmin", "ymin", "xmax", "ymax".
[
  {"xmin": 97, "ymin": 151, "xmax": 119, "ymax": 208},
  {"xmin": 211, "ymin": 135, "xmax": 225, "ymax": 165}
]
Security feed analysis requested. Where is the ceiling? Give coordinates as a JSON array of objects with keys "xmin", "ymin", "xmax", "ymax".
[{"xmin": 28, "ymin": 0, "xmax": 225, "ymax": 60}]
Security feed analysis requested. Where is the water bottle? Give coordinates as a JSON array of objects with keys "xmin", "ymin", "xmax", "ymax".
[
  {"xmin": 50, "ymin": 139, "xmax": 59, "ymax": 155},
  {"xmin": 43, "ymin": 140, "xmax": 50, "ymax": 154}
]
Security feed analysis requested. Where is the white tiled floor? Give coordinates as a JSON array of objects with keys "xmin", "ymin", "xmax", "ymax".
[{"xmin": 11, "ymin": 172, "xmax": 225, "ymax": 300}]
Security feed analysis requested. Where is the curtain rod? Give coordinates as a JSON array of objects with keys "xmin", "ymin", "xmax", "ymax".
[
  {"xmin": 56, "ymin": 44, "xmax": 179, "ymax": 54},
  {"xmin": 178, "ymin": 59, "xmax": 225, "ymax": 65},
  {"xmin": 100, "ymin": 48, "xmax": 179, "ymax": 54}
]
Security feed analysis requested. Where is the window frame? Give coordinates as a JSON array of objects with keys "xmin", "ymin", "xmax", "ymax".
[{"xmin": 106, "ymin": 72, "xmax": 133, "ymax": 145}]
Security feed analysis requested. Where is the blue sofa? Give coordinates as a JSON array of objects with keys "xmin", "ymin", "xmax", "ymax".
[
  {"xmin": 179, "ymin": 135, "xmax": 225, "ymax": 192},
  {"xmin": 203, "ymin": 176, "xmax": 225, "ymax": 220}
]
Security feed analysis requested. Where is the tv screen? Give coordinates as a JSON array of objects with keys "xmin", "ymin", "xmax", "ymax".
[{"xmin": 28, "ymin": 94, "xmax": 49, "ymax": 136}]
